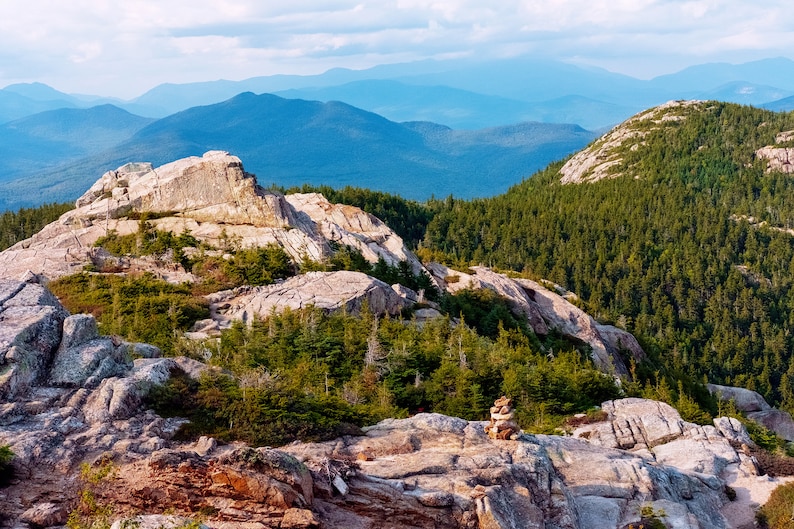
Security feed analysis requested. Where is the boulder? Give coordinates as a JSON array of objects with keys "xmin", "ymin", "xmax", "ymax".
[
  {"xmin": 50, "ymin": 335, "xmax": 132, "ymax": 388},
  {"xmin": 208, "ymin": 270, "xmax": 407, "ymax": 327},
  {"xmin": 756, "ymin": 146, "xmax": 794, "ymax": 174},
  {"xmin": 110, "ymin": 515, "xmax": 208, "ymax": 529},
  {"xmin": 573, "ymin": 398, "xmax": 755, "ymax": 478},
  {"xmin": 0, "ymin": 280, "xmax": 68, "ymax": 398},
  {"xmin": 747, "ymin": 409, "xmax": 794, "ymax": 441},
  {"xmin": 20, "ymin": 502, "xmax": 69, "ymax": 527},
  {"xmin": 707, "ymin": 383, "xmax": 771, "ymax": 413},
  {"xmin": 59, "ymin": 314, "xmax": 100, "ymax": 350},
  {"xmin": 285, "ymin": 192, "xmax": 425, "ymax": 275}
]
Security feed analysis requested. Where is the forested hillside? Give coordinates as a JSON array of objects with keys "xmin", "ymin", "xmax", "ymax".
[{"xmin": 424, "ymin": 101, "xmax": 794, "ymax": 412}]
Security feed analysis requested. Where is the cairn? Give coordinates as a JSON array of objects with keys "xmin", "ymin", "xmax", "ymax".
[{"xmin": 485, "ymin": 396, "xmax": 520, "ymax": 440}]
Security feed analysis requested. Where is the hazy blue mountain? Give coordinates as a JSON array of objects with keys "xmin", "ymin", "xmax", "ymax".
[
  {"xmin": 762, "ymin": 95, "xmax": 794, "ymax": 112},
  {"xmin": 129, "ymin": 68, "xmax": 374, "ymax": 117},
  {"xmin": 127, "ymin": 57, "xmax": 794, "ymax": 129},
  {"xmin": 274, "ymin": 80, "xmax": 636, "ymax": 130},
  {"xmin": 275, "ymin": 80, "xmax": 541, "ymax": 129},
  {"xmin": 7, "ymin": 56, "xmax": 794, "ymax": 127},
  {"xmin": 0, "ymin": 105, "xmax": 154, "ymax": 182},
  {"xmin": 129, "ymin": 57, "xmax": 654, "ymax": 120},
  {"xmin": 0, "ymin": 92, "xmax": 596, "ymax": 210},
  {"xmin": 649, "ymin": 57, "xmax": 794, "ymax": 94},
  {"xmin": 393, "ymin": 58, "xmax": 657, "ymax": 108},
  {"xmin": 0, "ymin": 88, "xmax": 79, "ymax": 124},
  {"xmin": 2, "ymin": 82, "xmax": 83, "ymax": 103},
  {"xmin": 695, "ymin": 81, "xmax": 793, "ymax": 106}
]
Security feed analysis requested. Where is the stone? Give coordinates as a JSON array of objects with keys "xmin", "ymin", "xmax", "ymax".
[
  {"xmin": 193, "ymin": 436, "xmax": 217, "ymax": 456},
  {"xmin": 59, "ymin": 314, "xmax": 100, "ymax": 350},
  {"xmin": 427, "ymin": 263, "xmax": 548, "ymax": 335},
  {"xmin": 172, "ymin": 356, "xmax": 214, "ymax": 380},
  {"xmin": 707, "ymin": 383, "xmax": 771, "ymax": 412},
  {"xmin": 756, "ymin": 146, "xmax": 794, "ymax": 174},
  {"xmin": 415, "ymin": 490, "xmax": 455, "ymax": 507},
  {"xmin": 50, "ymin": 337, "xmax": 132, "ymax": 388},
  {"xmin": 0, "ymin": 280, "xmax": 68, "ymax": 398},
  {"xmin": 110, "ymin": 515, "xmax": 208, "ymax": 529},
  {"xmin": 280, "ymin": 508, "xmax": 320, "ymax": 529},
  {"xmin": 574, "ymin": 496, "xmax": 624, "ymax": 529},
  {"xmin": 332, "ymin": 475, "xmax": 349, "ymax": 496},
  {"xmin": 747, "ymin": 409, "xmax": 794, "ymax": 441},
  {"xmin": 208, "ymin": 271, "xmax": 407, "ymax": 327},
  {"xmin": 127, "ymin": 342, "xmax": 162, "ymax": 358},
  {"xmin": 713, "ymin": 416, "xmax": 754, "ymax": 447},
  {"xmin": 20, "ymin": 502, "xmax": 69, "ymax": 527},
  {"xmin": 284, "ymin": 192, "xmax": 425, "ymax": 276},
  {"xmin": 485, "ymin": 396, "xmax": 520, "ymax": 440}
]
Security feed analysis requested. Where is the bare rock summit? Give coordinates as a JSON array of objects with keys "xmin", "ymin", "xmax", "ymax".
[
  {"xmin": 0, "ymin": 151, "xmax": 421, "ymax": 282},
  {"xmin": 559, "ymin": 100, "xmax": 707, "ymax": 184}
]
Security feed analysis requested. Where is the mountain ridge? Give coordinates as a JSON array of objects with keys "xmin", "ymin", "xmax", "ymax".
[{"xmin": 0, "ymin": 92, "xmax": 596, "ymax": 210}]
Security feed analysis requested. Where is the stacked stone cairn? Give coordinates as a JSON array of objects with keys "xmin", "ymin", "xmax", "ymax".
[{"xmin": 485, "ymin": 396, "xmax": 520, "ymax": 440}]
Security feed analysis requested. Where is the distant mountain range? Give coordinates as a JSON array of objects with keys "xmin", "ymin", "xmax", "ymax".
[
  {"xmin": 3, "ymin": 55, "xmax": 794, "ymax": 211},
  {"xmin": 4, "ymin": 57, "xmax": 794, "ymax": 130},
  {"xmin": 0, "ymin": 93, "xmax": 596, "ymax": 211}
]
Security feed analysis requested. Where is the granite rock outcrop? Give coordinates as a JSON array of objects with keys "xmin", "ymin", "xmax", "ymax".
[
  {"xmin": 558, "ymin": 100, "xmax": 706, "ymax": 185},
  {"xmin": 708, "ymin": 383, "xmax": 794, "ymax": 442},
  {"xmin": 0, "ymin": 151, "xmax": 421, "ymax": 283},
  {"xmin": 207, "ymin": 270, "xmax": 409, "ymax": 328},
  {"xmin": 427, "ymin": 263, "xmax": 645, "ymax": 375}
]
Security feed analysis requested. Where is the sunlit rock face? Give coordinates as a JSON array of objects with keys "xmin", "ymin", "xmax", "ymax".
[{"xmin": 0, "ymin": 151, "xmax": 421, "ymax": 283}]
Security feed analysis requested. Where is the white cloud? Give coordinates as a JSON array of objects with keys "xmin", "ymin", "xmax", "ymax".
[{"xmin": 0, "ymin": 0, "xmax": 791, "ymax": 97}]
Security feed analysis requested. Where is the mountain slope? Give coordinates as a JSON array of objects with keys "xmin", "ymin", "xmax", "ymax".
[
  {"xmin": 649, "ymin": 57, "xmax": 794, "ymax": 94},
  {"xmin": 0, "ymin": 105, "xmax": 154, "ymax": 182},
  {"xmin": 424, "ymin": 100, "xmax": 794, "ymax": 412},
  {"xmin": 0, "ymin": 88, "xmax": 79, "ymax": 124},
  {"xmin": 0, "ymin": 92, "xmax": 596, "ymax": 210}
]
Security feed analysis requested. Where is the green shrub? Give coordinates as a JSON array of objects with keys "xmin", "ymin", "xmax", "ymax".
[
  {"xmin": 0, "ymin": 444, "xmax": 14, "ymax": 487},
  {"xmin": 49, "ymin": 272, "xmax": 209, "ymax": 354}
]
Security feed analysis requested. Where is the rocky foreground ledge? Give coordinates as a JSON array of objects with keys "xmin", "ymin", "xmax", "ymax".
[{"xmin": 0, "ymin": 277, "xmax": 786, "ymax": 529}]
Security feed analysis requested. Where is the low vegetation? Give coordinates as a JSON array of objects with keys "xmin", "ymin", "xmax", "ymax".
[
  {"xmin": 49, "ymin": 273, "xmax": 209, "ymax": 354},
  {"xmin": 66, "ymin": 459, "xmax": 116, "ymax": 529},
  {"xmin": 757, "ymin": 482, "xmax": 794, "ymax": 528},
  {"xmin": 0, "ymin": 444, "xmax": 14, "ymax": 487}
]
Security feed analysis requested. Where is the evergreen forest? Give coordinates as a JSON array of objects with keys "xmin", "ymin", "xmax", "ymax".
[{"xmin": 423, "ymin": 101, "xmax": 794, "ymax": 414}]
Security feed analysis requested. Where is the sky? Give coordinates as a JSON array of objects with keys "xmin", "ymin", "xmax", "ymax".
[{"xmin": 1, "ymin": 0, "xmax": 792, "ymax": 99}]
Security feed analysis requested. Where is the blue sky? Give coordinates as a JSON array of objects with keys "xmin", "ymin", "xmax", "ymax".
[{"xmin": 1, "ymin": 0, "xmax": 792, "ymax": 98}]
